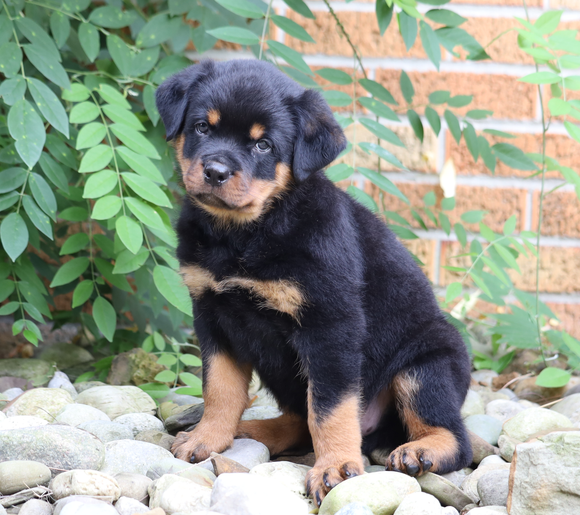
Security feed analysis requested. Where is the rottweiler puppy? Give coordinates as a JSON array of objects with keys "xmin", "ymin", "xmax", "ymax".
[{"xmin": 155, "ymin": 59, "xmax": 472, "ymax": 505}]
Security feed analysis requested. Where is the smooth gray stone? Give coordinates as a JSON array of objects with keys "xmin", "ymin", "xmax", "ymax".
[
  {"xmin": 335, "ymin": 502, "xmax": 374, "ymax": 515},
  {"xmin": 100, "ymin": 440, "xmax": 174, "ymax": 476},
  {"xmin": 114, "ymin": 496, "xmax": 149, "ymax": 515},
  {"xmin": 3, "ymin": 388, "xmax": 24, "ymax": 401},
  {"xmin": 0, "ymin": 461, "xmax": 51, "ymax": 495},
  {"xmin": 77, "ymin": 420, "xmax": 134, "ymax": 443},
  {"xmin": 48, "ymin": 371, "xmax": 78, "ymax": 399},
  {"xmin": 0, "ymin": 359, "xmax": 55, "ymax": 387},
  {"xmin": 18, "ymin": 499, "xmax": 53, "ymax": 515},
  {"xmin": 477, "ymin": 469, "xmax": 510, "ymax": 507},
  {"xmin": 38, "ymin": 342, "xmax": 94, "ymax": 370},
  {"xmin": 164, "ymin": 403, "xmax": 204, "ymax": 432},
  {"xmin": 464, "ymin": 414, "xmax": 502, "ymax": 446},
  {"xmin": 114, "ymin": 473, "xmax": 152, "ymax": 504}
]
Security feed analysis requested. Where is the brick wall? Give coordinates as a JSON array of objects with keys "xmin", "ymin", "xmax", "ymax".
[{"xmin": 187, "ymin": 1, "xmax": 580, "ymax": 338}]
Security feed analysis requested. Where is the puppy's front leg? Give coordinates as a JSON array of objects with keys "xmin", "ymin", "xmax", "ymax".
[
  {"xmin": 306, "ymin": 383, "xmax": 364, "ymax": 507},
  {"xmin": 172, "ymin": 352, "xmax": 252, "ymax": 463}
]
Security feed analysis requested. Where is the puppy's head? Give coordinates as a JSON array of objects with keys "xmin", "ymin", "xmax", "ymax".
[{"xmin": 156, "ymin": 59, "xmax": 346, "ymax": 224}]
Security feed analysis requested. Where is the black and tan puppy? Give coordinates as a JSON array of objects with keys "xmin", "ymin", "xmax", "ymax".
[{"xmin": 156, "ymin": 59, "xmax": 472, "ymax": 505}]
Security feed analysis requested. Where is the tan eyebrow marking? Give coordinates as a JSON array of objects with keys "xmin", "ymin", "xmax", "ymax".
[
  {"xmin": 250, "ymin": 123, "xmax": 265, "ymax": 140},
  {"xmin": 207, "ymin": 109, "xmax": 221, "ymax": 125}
]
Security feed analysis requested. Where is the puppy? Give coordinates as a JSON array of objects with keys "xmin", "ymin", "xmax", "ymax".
[{"xmin": 155, "ymin": 59, "xmax": 472, "ymax": 505}]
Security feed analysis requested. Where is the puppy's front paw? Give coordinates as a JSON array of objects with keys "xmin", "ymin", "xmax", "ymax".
[
  {"xmin": 171, "ymin": 430, "xmax": 231, "ymax": 463},
  {"xmin": 306, "ymin": 460, "xmax": 363, "ymax": 507},
  {"xmin": 386, "ymin": 443, "xmax": 433, "ymax": 477}
]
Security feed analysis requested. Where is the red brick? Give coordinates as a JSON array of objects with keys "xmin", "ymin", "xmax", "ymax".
[
  {"xmin": 532, "ymin": 190, "xmax": 580, "ymax": 238},
  {"xmin": 546, "ymin": 302, "xmax": 580, "ymax": 340},
  {"xmin": 451, "ymin": 0, "xmax": 541, "ymax": 5},
  {"xmin": 374, "ymin": 70, "xmax": 537, "ymax": 120}
]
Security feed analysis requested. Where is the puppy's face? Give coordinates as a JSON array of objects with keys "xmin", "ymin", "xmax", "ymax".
[{"xmin": 156, "ymin": 60, "xmax": 347, "ymax": 225}]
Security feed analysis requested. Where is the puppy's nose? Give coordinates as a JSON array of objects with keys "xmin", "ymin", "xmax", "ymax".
[{"xmin": 203, "ymin": 161, "xmax": 232, "ymax": 187}]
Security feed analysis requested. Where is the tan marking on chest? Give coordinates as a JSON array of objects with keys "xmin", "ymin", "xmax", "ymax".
[{"xmin": 180, "ymin": 264, "xmax": 305, "ymax": 320}]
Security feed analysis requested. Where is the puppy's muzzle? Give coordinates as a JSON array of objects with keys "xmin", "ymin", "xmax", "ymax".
[{"xmin": 204, "ymin": 161, "xmax": 232, "ymax": 187}]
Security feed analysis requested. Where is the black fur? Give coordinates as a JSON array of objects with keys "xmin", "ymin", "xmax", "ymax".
[{"xmin": 156, "ymin": 59, "xmax": 472, "ymax": 474}]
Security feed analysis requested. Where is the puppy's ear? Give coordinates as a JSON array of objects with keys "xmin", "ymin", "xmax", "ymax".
[
  {"xmin": 292, "ymin": 89, "xmax": 347, "ymax": 182},
  {"xmin": 155, "ymin": 62, "xmax": 210, "ymax": 141}
]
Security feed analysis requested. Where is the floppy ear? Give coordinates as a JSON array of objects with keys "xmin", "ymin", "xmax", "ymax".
[
  {"xmin": 292, "ymin": 89, "xmax": 347, "ymax": 182},
  {"xmin": 155, "ymin": 62, "xmax": 211, "ymax": 141}
]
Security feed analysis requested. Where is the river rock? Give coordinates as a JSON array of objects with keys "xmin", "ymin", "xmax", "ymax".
[
  {"xmin": 147, "ymin": 458, "xmax": 215, "ymax": 488},
  {"xmin": 479, "ymin": 390, "xmax": 510, "ymax": 406},
  {"xmin": 48, "ymin": 371, "xmax": 78, "ymax": 399},
  {"xmin": 100, "ymin": 440, "xmax": 174, "ymax": 476},
  {"xmin": 469, "ymin": 431, "xmax": 500, "ymax": 465},
  {"xmin": 241, "ymin": 406, "xmax": 282, "ymax": 421},
  {"xmin": 39, "ymin": 342, "xmax": 94, "ymax": 370},
  {"xmin": 440, "ymin": 469, "xmax": 471, "ymax": 488},
  {"xmin": 149, "ymin": 474, "xmax": 212, "ymax": 513},
  {"xmin": 479, "ymin": 455, "xmax": 507, "ymax": 467},
  {"xmin": 51, "ymin": 470, "xmax": 121, "ymax": 501},
  {"xmin": 53, "ymin": 496, "xmax": 118, "ymax": 515},
  {"xmin": 106, "ymin": 348, "xmax": 166, "ymax": 386},
  {"xmin": 512, "ymin": 377, "xmax": 565, "ymax": 403},
  {"xmin": 163, "ymin": 403, "xmax": 204, "ymax": 432},
  {"xmin": 335, "ymin": 503, "xmax": 374, "ymax": 515},
  {"xmin": 115, "ymin": 496, "xmax": 150, "ymax": 515},
  {"xmin": 477, "ymin": 469, "xmax": 510, "ymax": 507},
  {"xmin": 0, "ymin": 415, "xmax": 48, "ymax": 429},
  {"xmin": 485, "ymin": 400, "xmax": 525, "ymax": 424},
  {"xmin": 0, "ymin": 461, "xmax": 51, "ymax": 494},
  {"xmin": 0, "ymin": 425, "xmax": 104, "ymax": 474},
  {"xmin": 159, "ymin": 390, "xmax": 204, "ymax": 406},
  {"xmin": 114, "ymin": 413, "xmax": 165, "ymax": 437},
  {"xmin": 74, "ymin": 381, "xmax": 106, "ymax": 394},
  {"xmin": 5, "ymin": 388, "xmax": 73, "ymax": 421},
  {"xmin": 19, "ymin": 499, "xmax": 53, "ymax": 515},
  {"xmin": 467, "ymin": 509, "xmax": 507, "ymax": 515},
  {"xmin": 320, "ymin": 471, "xmax": 420, "ymax": 515},
  {"xmin": 497, "ymin": 434, "xmax": 519, "ymax": 462},
  {"xmin": 464, "ymin": 415, "xmax": 502, "ymax": 446},
  {"xmin": 461, "ymin": 463, "xmax": 510, "ymax": 503},
  {"xmin": 4, "ymin": 387, "xmax": 24, "ymax": 401},
  {"xmin": 55, "ymin": 404, "xmax": 110, "ymax": 426},
  {"xmin": 114, "ymin": 473, "xmax": 152, "ymax": 503},
  {"xmin": 393, "ymin": 492, "xmax": 441, "ymax": 514},
  {"xmin": 250, "ymin": 461, "xmax": 312, "ymax": 509},
  {"xmin": 417, "ymin": 472, "xmax": 473, "ymax": 511},
  {"xmin": 508, "ymin": 431, "xmax": 580, "ymax": 514},
  {"xmin": 501, "ymin": 407, "xmax": 573, "ymax": 441},
  {"xmin": 461, "ymin": 390, "xmax": 484, "ymax": 419},
  {"xmin": 76, "ymin": 386, "xmax": 156, "ymax": 419},
  {"xmin": 0, "ymin": 359, "xmax": 55, "ymax": 386},
  {"xmin": 77, "ymin": 420, "xmax": 134, "ymax": 442},
  {"xmin": 221, "ymin": 438, "xmax": 270, "ymax": 469},
  {"xmin": 210, "ymin": 472, "xmax": 308, "ymax": 515},
  {"xmin": 551, "ymin": 393, "xmax": 580, "ymax": 419},
  {"xmin": 472, "ymin": 370, "xmax": 498, "ymax": 387},
  {"xmin": 135, "ymin": 429, "xmax": 175, "ymax": 450}
]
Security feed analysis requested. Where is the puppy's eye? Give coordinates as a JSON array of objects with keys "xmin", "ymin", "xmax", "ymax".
[
  {"xmin": 195, "ymin": 122, "xmax": 209, "ymax": 135},
  {"xmin": 255, "ymin": 139, "xmax": 271, "ymax": 152}
]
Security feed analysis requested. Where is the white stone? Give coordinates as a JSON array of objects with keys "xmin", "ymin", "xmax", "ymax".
[
  {"xmin": 75, "ymin": 386, "xmax": 156, "ymax": 420},
  {"xmin": 250, "ymin": 461, "xmax": 313, "ymax": 509},
  {"xmin": 0, "ymin": 415, "xmax": 48, "ymax": 429},
  {"xmin": 501, "ymin": 407, "xmax": 573, "ymax": 442},
  {"xmin": 101, "ymin": 440, "xmax": 174, "ymax": 476},
  {"xmin": 461, "ymin": 390, "xmax": 485, "ymax": 419},
  {"xmin": 50, "ymin": 470, "xmax": 121, "ymax": 501},
  {"xmin": 149, "ymin": 474, "xmax": 212, "ymax": 514},
  {"xmin": 48, "ymin": 371, "xmax": 78, "ymax": 399},
  {"xmin": 485, "ymin": 400, "xmax": 525, "ymax": 424},
  {"xmin": 18, "ymin": 499, "xmax": 53, "ymax": 515},
  {"xmin": 467, "ymin": 508, "xmax": 508, "ymax": 515},
  {"xmin": 77, "ymin": 420, "xmax": 134, "ymax": 443},
  {"xmin": 57, "ymin": 499, "xmax": 118, "ymax": 515},
  {"xmin": 460, "ymin": 463, "xmax": 510, "ymax": 503},
  {"xmin": 471, "ymin": 370, "xmax": 498, "ymax": 387},
  {"xmin": 5, "ymin": 388, "xmax": 73, "ymax": 421},
  {"xmin": 393, "ymin": 492, "xmax": 442, "ymax": 514},
  {"xmin": 114, "ymin": 496, "xmax": 149, "ymax": 515},
  {"xmin": 55, "ymin": 404, "xmax": 110, "ymax": 426},
  {"xmin": 114, "ymin": 473, "xmax": 152, "ymax": 503},
  {"xmin": 221, "ymin": 438, "xmax": 270, "ymax": 469},
  {"xmin": 114, "ymin": 412, "xmax": 165, "ymax": 437}
]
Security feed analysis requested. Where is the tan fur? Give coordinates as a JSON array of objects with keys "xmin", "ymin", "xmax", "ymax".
[
  {"xmin": 236, "ymin": 412, "xmax": 311, "ymax": 455},
  {"xmin": 172, "ymin": 353, "xmax": 251, "ymax": 462},
  {"xmin": 180, "ymin": 263, "xmax": 306, "ymax": 321},
  {"xmin": 389, "ymin": 372, "xmax": 459, "ymax": 473},
  {"xmin": 250, "ymin": 123, "xmax": 265, "ymax": 140},
  {"xmin": 306, "ymin": 390, "xmax": 364, "ymax": 503},
  {"xmin": 207, "ymin": 109, "xmax": 221, "ymax": 125}
]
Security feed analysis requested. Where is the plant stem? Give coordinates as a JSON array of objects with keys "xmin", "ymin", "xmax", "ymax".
[{"xmin": 259, "ymin": 0, "xmax": 273, "ymax": 61}]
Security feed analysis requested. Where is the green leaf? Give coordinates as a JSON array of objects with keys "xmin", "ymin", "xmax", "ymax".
[
  {"xmin": 398, "ymin": 11, "xmax": 417, "ymax": 51},
  {"xmin": 126, "ymin": 197, "xmax": 165, "ymax": 230},
  {"xmin": 478, "ymin": 136, "xmax": 496, "ymax": 173},
  {"xmin": 180, "ymin": 354, "xmax": 202, "ymax": 366},
  {"xmin": 494, "ymin": 244, "xmax": 520, "ymax": 273},
  {"xmin": 70, "ymin": 102, "xmax": 100, "ymax": 124},
  {"xmin": 492, "ymin": 143, "xmax": 538, "ymax": 171},
  {"xmin": 283, "ymin": 0, "xmax": 315, "ymax": 19},
  {"xmin": 22, "ymin": 196, "xmax": 52, "ymax": 240},
  {"xmin": 93, "ymin": 257, "xmax": 132, "ymax": 292},
  {"xmin": 463, "ymin": 123, "xmax": 479, "ymax": 161},
  {"xmin": 27, "ymin": 78, "xmax": 69, "ymax": 138},
  {"xmin": 400, "ymin": 71, "xmax": 414, "ymax": 104},
  {"xmin": 359, "ymin": 79, "xmax": 397, "ymax": 105},
  {"xmin": 1, "ymin": 212, "xmax": 28, "ymax": 262},
  {"xmin": 98, "ymin": 84, "xmax": 131, "ymax": 109},
  {"xmin": 346, "ymin": 185, "xmax": 378, "ymax": 213},
  {"xmin": 483, "ymin": 129, "xmax": 516, "ymax": 139},
  {"xmin": 110, "ymin": 124, "xmax": 160, "ymax": 159},
  {"xmin": 428, "ymin": 90, "xmax": 450, "ymax": 105},
  {"xmin": 83, "ymin": 169, "xmax": 117, "ymax": 199},
  {"xmin": 424, "ymin": 106, "xmax": 441, "ymax": 135},
  {"xmin": 325, "ymin": 163, "xmax": 353, "ymax": 182},
  {"xmin": 420, "ymin": 21, "xmax": 441, "ymax": 70},
  {"xmin": 79, "ymin": 22, "xmax": 99, "ymax": 62},
  {"xmin": 0, "ymin": 76, "xmax": 26, "ymax": 105},
  {"xmin": 442, "ymin": 197, "xmax": 455, "ymax": 211},
  {"xmin": 535, "ymin": 367, "xmax": 571, "ymax": 388},
  {"xmin": 390, "ymin": 225, "xmax": 419, "ymax": 240},
  {"xmin": 407, "ymin": 109, "xmax": 423, "ymax": 142},
  {"xmin": 153, "ymin": 246, "xmax": 179, "ymax": 270},
  {"xmin": 267, "ymin": 40, "xmax": 313, "ymax": 76},
  {"xmin": 113, "ymin": 247, "xmax": 149, "ymax": 274},
  {"xmin": 454, "ymin": 223, "xmax": 467, "ymax": 247},
  {"xmin": 72, "ymin": 280, "xmax": 93, "ymax": 308},
  {"xmin": 116, "ymin": 146, "xmax": 165, "ymax": 184},
  {"xmin": 103, "ymin": 105, "xmax": 144, "ymax": 131},
  {"xmin": 461, "ymin": 210, "xmax": 486, "ymax": 223},
  {"xmin": 106, "ymin": 34, "xmax": 132, "ymax": 76},
  {"xmin": 131, "ymin": 46, "xmax": 160, "ymax": 77},
  {"xmin": 76, "ymin": 122, "xmax": 106, "ymax": 150},
  {"xmin": 116, "ymin": 215, "xmax": 143, "ymax": 254},
  {"xmin": 39, "ymin": 153, "xmax": 69, "ymax": 193},
  {"xmin": 445, "ymin": 282, "xmax": 462, "ymax": 303},
  {"xmin": 564, "ymin": 121, "xmax": 580, "ymax": 144},
  {"xmin": 0, "ymin": 167, "xmax": 26, "ymax": 193},
  {"xmin": 215, "ymin": 0, "xmax": 264, "ymax": 18},
  {"xmin": 0, "ymin": 192, "xmax": 19, "ymax": 212},
  {"xmin": 50, "ymin": 11, "xmax": 70, "ymax": 49},
  {"xmin": 548, "ymin": 98, "xmax": 570, "ymax": 116},
  {"xmin": 62, "ymin": 83, "xmax": 90, "ymax": 102},
  {"xmin": 93, "ymin": 296, "xmax": 116, "ymax": 342},
  {"xmin": 316, "ymin": 68, "xmax": 352, "ymax": 85},
  {"xmin": 359, "ymin": 119, "xmax": 405, "ymax": 147},
  {"xmin": 59, "ymin": 206, "xmax": 88, "ymax": 222},
  {"xmin": 50, "ymin": 257, "xmax": 90, "ymax": 287},
  {"xmin": 121, "ymin": 172, "xmax": 172, "ymax": 207},
  {"xmin": 358, "ymin": 97, "xmax": 399, "ymax": 121},
  {"xmin": 29, "ymin": 172, "xmax": 56, "ymax": 221},
  {"xmin": 519, "ymin": 71, "xmax": 561, "ymax": 84},
  {"xmin": 466, "ymin": 109, "xmax": 492, "ymax": 120},
  {"xmin": 0, "ymin": 301, "xmax": 19, "ymax": 315},
  {"xmin": 503, "ymin": 215, "xmax": 517, "ymax": 236},
  {"xmin": 0, "ymin": 279, "xmax": 14, "ymax": 303},
  {"xmin": 0, "ymin": 14, "xmax": 12, "ymax": 46},
  {"xmin": 358, "ymin": 167, "xmax": 409, "ymax": 204},
  {"xmin": 179, "ymin": 372, "xmax": 202, "ymax": 389},
  {"xmin": 23, "ymin": 44, "xmax": 70, "ymax": 90},
  {"xmin": 136, "ymin": 14, "xmax": 179, "ymax": 48},
  {"xmin": 423, "ymin": 191, "xmax": 436, "ymax": 207},
  {"xmin": 155, "ymin": 370, "xmax": 177, "ymax": 383},
  {"xmin": 376, "ymin": 0, "xmax": 394, "ymax": 36},
  {"xmin": 322, "ymin": 90, "xmax": 353, "ymax": 107},
  {"xmin": 8, "ymin": 99, "xmax": 45, "ymax": 168},
  {"xmin": 143, "ymin": 85, "xmax": 160, "ymax": 126},
  {"xmin": 60, "ymin": 233, "xmax": 89, "ymax": 255},
  {"xmin": 448, "ymin": 95, "xmax": 473, "ymax": 108},
  {"xmin": 92, "ymin": 195, "xmax": 122, "ymax": 220},
  {"xmin": 359, "ymin": 142, "xmax": 407, "ymax": 170},
  {"xmin": 444, "ymin": 109, "xmax": 461, "ymax": 144},
  {"xmin": 426, "ymin": 9, "xmax": 467, "ymax": 27},
  {"xmin": 534, "ymin": 10, "xmax": 563, "ymax": 35},
  {"xmin": 79, "ymin": 145, "xmax": 113, "ymax": 173},
  {"xmin": 89, "ymin": 6, "xmax": 135, "ymax": 28},
  {"xmin": 15, "ymin": 17, "xmax": 60, "ymax": 62},
  {"xmin": 153, "ymin": 264, "xmax": 193, "ymax": 315},
  {"xmin": 0, "ymin": 42, "xmax": 22, "ymax": 77},
  {"xmin": 206, "ymin": 27, "xmax": 260, "ymax": 46}
]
